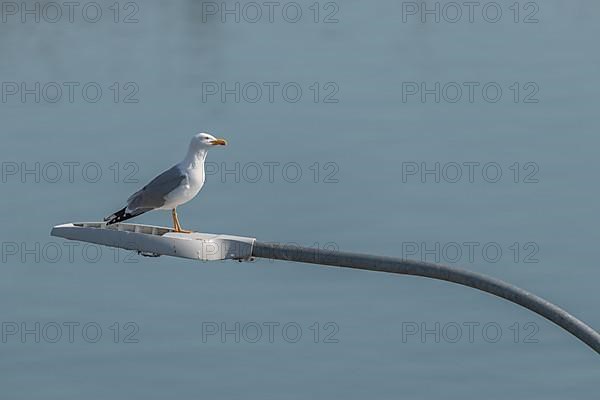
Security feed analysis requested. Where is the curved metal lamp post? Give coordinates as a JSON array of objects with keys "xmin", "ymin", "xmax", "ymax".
[
  {"xmin": 253, "ymin": 241, "xmax": 600, "ymax": 355},
  {"xmin": 51, "ymin": 222, "xmax": 600, "ymax": 355}
]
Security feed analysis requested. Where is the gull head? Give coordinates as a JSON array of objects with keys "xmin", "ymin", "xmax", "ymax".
[{"xmin": 190, "ymin": 132, "xmax": 228, "ymax": 151}]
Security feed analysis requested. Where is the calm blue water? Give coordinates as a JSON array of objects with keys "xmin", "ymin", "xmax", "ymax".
[{"xmin": 1, "ymin": 1, "xmax": 599, "ymax": 398}]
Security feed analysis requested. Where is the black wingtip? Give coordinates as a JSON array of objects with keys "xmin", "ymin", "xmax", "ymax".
[{"xmin": 104, "ymin": 207, "xmax": 130, "ymax": 225}]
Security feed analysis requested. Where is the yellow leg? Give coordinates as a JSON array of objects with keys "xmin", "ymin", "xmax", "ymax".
[
  {"xmin": 171, "ymin": 209, "xmax": 179, "ymax": 231},
  {"xmin": 172, "ymin": 208, "xmax": 191, "ymax": 233}
]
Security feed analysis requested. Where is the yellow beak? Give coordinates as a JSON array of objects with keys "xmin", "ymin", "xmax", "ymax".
[{"xmin": 210, "ymin": 138, "xmax": 227, "ymax": 146}]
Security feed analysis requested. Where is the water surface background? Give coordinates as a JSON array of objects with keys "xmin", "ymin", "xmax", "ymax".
[{"xmin": 1, "ymin": 1, "xmax": 599, "ymax": 398}]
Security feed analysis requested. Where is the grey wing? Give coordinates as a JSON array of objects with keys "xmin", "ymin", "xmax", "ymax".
[{"xmin": 126, "ymin": 165, "xmax": 187, "ymax": 212}]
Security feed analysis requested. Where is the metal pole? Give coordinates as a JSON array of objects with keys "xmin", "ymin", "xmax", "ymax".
[{"xmin": 252, "ymin": 241, "xmax": 600, "ymax": 355}]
